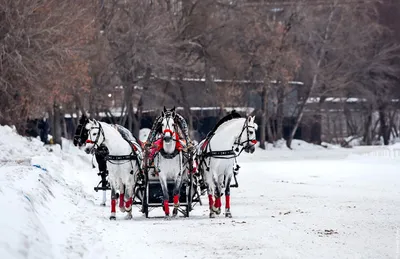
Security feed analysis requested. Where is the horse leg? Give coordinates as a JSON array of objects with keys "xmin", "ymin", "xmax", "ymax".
[
  {"xmin": 119, "ymin": 184, "xmax": 126, "ymax": 213},
  {"xmin": 100, "ymin": 170, "xmax": 108, "ymax": 206},
  {"xmin": 159, "ymin": 175, "xmax": 170, "ymax": 217},
  {"xmin": 172, "ymin": 174, "xmax": 183, "ymax": 217},
  {"xmin": 110, "ymin": 187, "xmax": 117, "ymax": 220},
  {"xmin": 225, "ymin": 175, "xmax": 233, "ymax": 218},
  {"xmin": 205, "ymin": 171, "xmax": 216, "ymax": 218},
  {"xmin": 212, "ymin": 178, "xmax": 222, "ymax": 215},
  {"xmin": 207, "ymin": 187, "xmax": 216, "ymax": 218},
  {"xmin": 124, "ymin": 185, "xmax": 133, "ymax": 220},
  {"xmin": 101, "ymin": 190, "xmax": 107, "ymax": 206}
]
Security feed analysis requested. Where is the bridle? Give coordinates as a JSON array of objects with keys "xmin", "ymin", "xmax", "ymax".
[
  {"xmin": 162, "ymin": 114, "xmax": 177, "ymax": 143},
  {"xmin": 233, "ymin": 119, "xmax": 258, "ymax": 156},
  {"xmin": 85, "ymin": 120, "xmax": 105, "ymax": 153}
]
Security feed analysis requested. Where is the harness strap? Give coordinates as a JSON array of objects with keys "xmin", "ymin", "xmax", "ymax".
[
  {"xmin": 203, "ymin": 150, "xmax": 236, "ymax": 158},
  {"xmin": 160, "ymin": 149, "xmax": 180, "ymax": 159},
  {"xmin": 106, "ymin": 154, "xmax": 137, "ymax": 161}
]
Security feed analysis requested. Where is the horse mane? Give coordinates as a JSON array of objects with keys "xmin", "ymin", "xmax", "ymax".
[
  {"xmin": 213, "ymin": 117, "xmax": 245, "ymax": 134},
  {"xmin": 207, "ymin": 111, "xmax": 242, "ymax": 137}
]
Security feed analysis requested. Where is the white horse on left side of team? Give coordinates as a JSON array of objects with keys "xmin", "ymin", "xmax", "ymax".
[{"xmin": 84, "ymin": 119, "xmax": 143, "ymax": 220}]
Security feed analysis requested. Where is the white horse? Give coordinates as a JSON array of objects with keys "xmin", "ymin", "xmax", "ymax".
[
  {"xmin": 198, "ymin": 116, "xmax": 258, "ymax": 218},
  {"xmin": 84, "ymin": 119, "xmax": 143, "ymax": 220},
  {"xmin": 153, "ymin": 108, "xmax": 186, "ymax": 217}
]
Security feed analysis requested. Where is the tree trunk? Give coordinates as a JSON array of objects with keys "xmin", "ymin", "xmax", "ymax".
[
  {"xmin": 286, "ymin": 6, "xmax": 336, "ymax": 149},
  {"xmin": 378, "ymin": 104, "xmax": 390, "ymax": 145},
  {"xmin": 286, "ymin": 85, "xmax": 311, "ymax": 149},
  {"xmin": 311, "ymin": 96, "xmax": 326, "ymax": 145},
  {"xmin": 178, "ymin": 74, "xmax": 195, "ymax": 138},
  {"xmin": 259, "ymin": 86, "xmax": 269, "ymax": 149},
  {"xmin": 276, "ymin": 85, "xmax": 284, "ymax": 140},
  {"xmin": 204, "ymin": 57, "xmax": 217, "ymax": 110},
  {"xmin": 128, "ymin": 99, "xmax": 133, "ymax": 133},
  {"xmin": 52, "ymin": 102, "xmax": 62, "ymax": 147},
  {"xmin": 131, "ymin": 67, "xmax": 151, "ymax": 136},
  {"xmin": 363, "ymin": 105, "xmax": 373, "ymax": 145},
  {"xmin": 132, "ymin": 96, "xmax": 143, "ymax": 137}
]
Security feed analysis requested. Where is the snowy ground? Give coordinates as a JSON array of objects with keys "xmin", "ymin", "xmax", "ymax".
[{"xmin": 1, "ymin": 126, "xmax": 400, "ymax": 259}]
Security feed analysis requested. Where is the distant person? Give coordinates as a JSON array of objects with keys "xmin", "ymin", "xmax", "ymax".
[{"xmin": 38, "ymin": 115, "xmax": 49, "ymax": 144}]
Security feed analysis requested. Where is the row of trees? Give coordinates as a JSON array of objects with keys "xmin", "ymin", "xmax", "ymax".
[{"xmin": 1, "ymin": 0, "xmax": 400, "ymax": 148}]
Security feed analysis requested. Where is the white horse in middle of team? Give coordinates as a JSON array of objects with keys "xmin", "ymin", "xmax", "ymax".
[{"xmin": 153, "ymin": 107, "xmax": 187, "ymax": 217}]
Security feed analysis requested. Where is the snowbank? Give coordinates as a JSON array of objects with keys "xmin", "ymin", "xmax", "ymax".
[
  {"xmin": 1, "ymin": 125, "xmax": 399, "ymax": 259},
  {"xmin": 0, "ymin": 126, "xmax": 99, "ymax": 259},
  {"xmin": 237, "ymin": 138, "xmax": 400, "ymax": 162}
]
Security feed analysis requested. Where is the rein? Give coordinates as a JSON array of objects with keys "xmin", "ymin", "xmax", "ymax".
[
  {"xmin": 233, "ymin": 121, "xmax": 258, "ymax": 156},
  {"xmin": 86, "ymin": 120, "xmax": 143, "ymax": 173},
  {"xmin": 85, "ymin": 122, "xmax": 105, "ymax": 151}
]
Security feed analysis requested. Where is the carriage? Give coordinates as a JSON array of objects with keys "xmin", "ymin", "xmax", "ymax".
[
  {"xmin": 137, "ymin": 150, "xmax": 203, "ymax": 218},
  {"xmin": 80, "ymin": 108, "xmax": 256, "ymax": 220}
]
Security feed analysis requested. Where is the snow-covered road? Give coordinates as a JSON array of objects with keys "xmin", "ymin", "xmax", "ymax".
[{"xmin": 1, "ymin": 126, "xmax": 399, "ymax": 259}]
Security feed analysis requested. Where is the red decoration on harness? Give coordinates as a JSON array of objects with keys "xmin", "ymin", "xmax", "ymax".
[
  {"xmin": 208, "ymin": 194, "xmax": 214, "ymax": 208},
  {"xmin": 173, "ymin": 195, "xmax": 179, "ymax": 205},
  {"xmin": 201, "ymin": 140, "xmax": 209, "ymax": 151},
  {"xmin": 111, "ymin": 199, "xmax": 116, "ymax": 213},
  {"xmin": 130, "ymin": 143, "xmax": 138, "ymax": 151},
  {"xmin": 86, "ymin": 139, "xmax": 94, "ymax": 144},
  {"xmin": 251, "ymin": 140, "xmax": 257, "ymax": 145},
  {"xmin": 161, "ymin": 129, "xmax": 183, "ymax": 151},
  {"xmin": 215, "ymin": 197, "xmax": 222, "ymax": 208},
  {"xmin": 125, "ymin": 197, "xmax": 132, "ymax": 209},
  {"xmin": 119, "ymin": 193, "xmax": 124, "ymax": 208},
  {"xmin": 225, "ymin": 195, "xmax": 230, "ymax": 209},
  {"xmin": 163, "ymin": 200, "xmax": 170, "ymax": 215}
]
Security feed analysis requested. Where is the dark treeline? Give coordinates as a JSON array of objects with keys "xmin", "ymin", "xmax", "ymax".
[{"xmin": 1, "ymin": 0, "xmax": 400, "ymax": 148}]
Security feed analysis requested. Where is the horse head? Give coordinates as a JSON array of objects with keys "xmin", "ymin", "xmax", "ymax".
[
  {"xmin": 84, "ymin": 119, "xmax": 104, "ymax": 154},
  {"xmin": 237, "ymin": 116, "xmax": 258, "ymax": 154},
  {"xmin": 161, "ymin": 106, "xmax": 177, "ymax": 153}
]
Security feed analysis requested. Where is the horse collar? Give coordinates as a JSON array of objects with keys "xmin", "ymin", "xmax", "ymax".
[{"xmin": 160, "ymin": 149, "xmax": 179, "ymax": 159}]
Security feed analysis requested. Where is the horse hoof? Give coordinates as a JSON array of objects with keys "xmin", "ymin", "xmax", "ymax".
[
  {"xmin": 173, "ymin": 208, "xmax": 178, "ymax": 217},
  {"xmin": 100, "ymin": 203, "xmax": 106, "ymax": 207},
  {"xmin": 119, "ymin": 207, "xmax": 126, "ymax": 213},
  {"xmin": 125, "ymin": 214, "xmax": 133, "ymax": 220},
  {"xmin": 209, "ymin": 212, "xmax": 215, "ymax": 218},
  {"xmin": 212, "ymin": 206, "xmax": 221, "ymax": 215},
  {"xmin": 110, "ymin": 216, "xmax": 116, "ymax": 220},
  {"xmin": 225, "ymin": 212, "xmax": 232, "ymax": 218}
]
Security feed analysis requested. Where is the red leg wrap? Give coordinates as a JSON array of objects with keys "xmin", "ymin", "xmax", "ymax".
[
  {"xmin": 119, "ymin": 193, "xmax": 125, "ymax": 208},
  {"xmin": 111, "ymin": 199, "xmax": 116, "ymax": 213},
  {"xmin": 225, "ymin": 195, "xmax": 230, "ymax": 209},
  {"xmin": 173, "ymin": 195, "xmax": 179, "ymax": 205},
  {"xmin": 163, "ymin": 200, "xmax": 170, "ymax": 215},
  {"xmin": 208, "ymin": 194, "xmax": 214, "ymax": 208},
  {"xmin": 215, "ymin": 197, "xmax": 222, "ymax": 208},
  {"xmin": 125, "ymin": 197, "xmax": 132, "ymax": 208}
]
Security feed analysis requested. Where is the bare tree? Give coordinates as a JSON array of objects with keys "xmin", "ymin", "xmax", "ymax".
[
  {"xmin": 285, "ymin": 0, "xmax": 393, "ymax": 148},
  {"xmin": 0, "ymin": 0, "xmax": 97, "ymax": 140}
]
